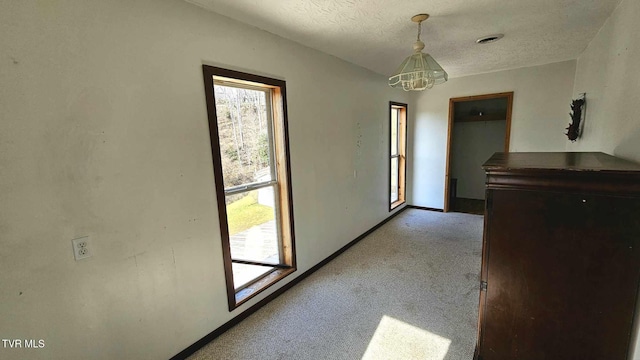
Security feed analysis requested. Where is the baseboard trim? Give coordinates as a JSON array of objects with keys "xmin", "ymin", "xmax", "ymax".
[
  {"xmin": 169, "ymin": 206, "xmax": 408, "ymax": 360},
  {"xmin": 407, "ymin": 205, "xmax": 444, "ymax": 212}
]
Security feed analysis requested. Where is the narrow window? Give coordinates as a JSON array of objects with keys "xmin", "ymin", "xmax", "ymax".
[
  {"xmin": 202, "ymin": 66, "xmax": 296, "ymax": 309},
  {"xmin": 390, "ymin": 102, "xmax": 407, "ymax": 210}
]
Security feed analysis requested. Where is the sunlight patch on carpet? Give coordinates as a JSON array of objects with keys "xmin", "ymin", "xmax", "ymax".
[{"xmin": 362, "ymin": 315, "xmax": 451, "ymax": 360}]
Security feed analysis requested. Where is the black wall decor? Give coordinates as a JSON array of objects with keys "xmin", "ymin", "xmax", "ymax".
[{"xmin": 566, "ymin": 94, "xmax": 586, "ymax": 142}]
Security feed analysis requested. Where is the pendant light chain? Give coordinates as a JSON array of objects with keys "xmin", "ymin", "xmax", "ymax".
[{"xmin": 417, "ymin": 21, "xmax": 422, "ymax": 42}]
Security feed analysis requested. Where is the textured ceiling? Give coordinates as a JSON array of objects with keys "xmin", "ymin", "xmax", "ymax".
[{"xmin": 186, "ymin": 0, "xmax": 621, "ymax": 78}]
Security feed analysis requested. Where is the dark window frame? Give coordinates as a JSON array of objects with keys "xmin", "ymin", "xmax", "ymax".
[
  {"xmin": 389, "ymin": 102, "xmax": 407, "ymax": 211},
  {"xmin": 202, "ymin": 65, "xmax": 296, "ymax": 310}
]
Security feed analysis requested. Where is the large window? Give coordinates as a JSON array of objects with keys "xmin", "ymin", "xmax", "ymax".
[
  {"xmin": 390, "ymin": 102, "xmax": 407, "ymax": 210},
  {"xmin": 202, "ymin": 66, "xmax": 295, "ymax": 309}
]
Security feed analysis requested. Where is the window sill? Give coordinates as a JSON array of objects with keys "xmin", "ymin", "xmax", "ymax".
[
  {"xmin": 233, "ymin": 267, "xmax": 296, "ymax": 309},
  {"xmin": 390, "ymin": 200, "xmax": 405, "ymax": 211}
]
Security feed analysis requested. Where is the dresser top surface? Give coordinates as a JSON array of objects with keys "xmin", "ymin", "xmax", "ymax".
[{"xmin": 483, "ymin": 152, "xmax": 640, "ymax": 173}]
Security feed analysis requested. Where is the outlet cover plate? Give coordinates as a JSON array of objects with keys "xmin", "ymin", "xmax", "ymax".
[{"xmin": 72, "ymin": 236, "xmax": 92, "ymax": 261}]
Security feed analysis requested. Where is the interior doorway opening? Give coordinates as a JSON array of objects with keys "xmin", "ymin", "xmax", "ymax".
[{"xmin": 444, "ymin": 92, "xmax": 513, "ymax": 213}]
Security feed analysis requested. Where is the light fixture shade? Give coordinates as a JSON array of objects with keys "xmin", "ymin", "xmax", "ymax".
[{"xmin": 389, "ymin": 52, "xmax": 448, "ymax": 91}]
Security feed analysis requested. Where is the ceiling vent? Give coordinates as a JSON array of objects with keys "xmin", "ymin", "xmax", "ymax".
[{"xmin": 476, "ymin": 34, "xmax": 504, "ymax": 44}]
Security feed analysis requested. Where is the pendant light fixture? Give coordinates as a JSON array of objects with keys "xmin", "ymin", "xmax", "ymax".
[{"xmin": 389, "ymin": 14, "xmax": 448, "ymax": 91}]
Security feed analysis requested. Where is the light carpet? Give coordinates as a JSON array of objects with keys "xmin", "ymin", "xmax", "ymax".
[{"xmin": 189, "ymin": 209, "xmax": 483, "ymax": 360}]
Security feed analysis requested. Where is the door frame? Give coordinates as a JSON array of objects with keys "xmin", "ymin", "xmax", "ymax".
[{"xmin": 444, "ymin": 91, "xmax": 513, "ymax": 212}]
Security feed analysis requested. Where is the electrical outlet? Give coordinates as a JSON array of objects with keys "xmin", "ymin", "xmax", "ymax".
[{"xmin": 72, "ymin": 236, "xmax": 92, "ymax": 260}]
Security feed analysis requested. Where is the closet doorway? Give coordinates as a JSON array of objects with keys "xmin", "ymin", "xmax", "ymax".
[{"xmin": 444, "ymin": 92, "xmax": 513, "ymax": 213}]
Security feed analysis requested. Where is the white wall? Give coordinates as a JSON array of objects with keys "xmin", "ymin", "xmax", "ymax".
[
  {"xmin": 565, "ymin": 0, "xmax": 640, "ymax": 358},
  {"xmin": 408, "ymin": 60, "xmax": 576, "ymax": 208},
  {"xmin": 568, "ymin": 0, "xmax": 640, "ymax": 163},
  {"xmin": 451, "ymin": 120, "xmax": 506, "ymax": 200},
  {"xmin": 0, "ymin": 1, "xmax": 411, "ymax": 359}
]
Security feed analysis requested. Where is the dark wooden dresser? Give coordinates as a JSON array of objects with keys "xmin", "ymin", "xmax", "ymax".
[{"xmin": 475, "ymin": 152, "xmax": 640, "ymax": 360}]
